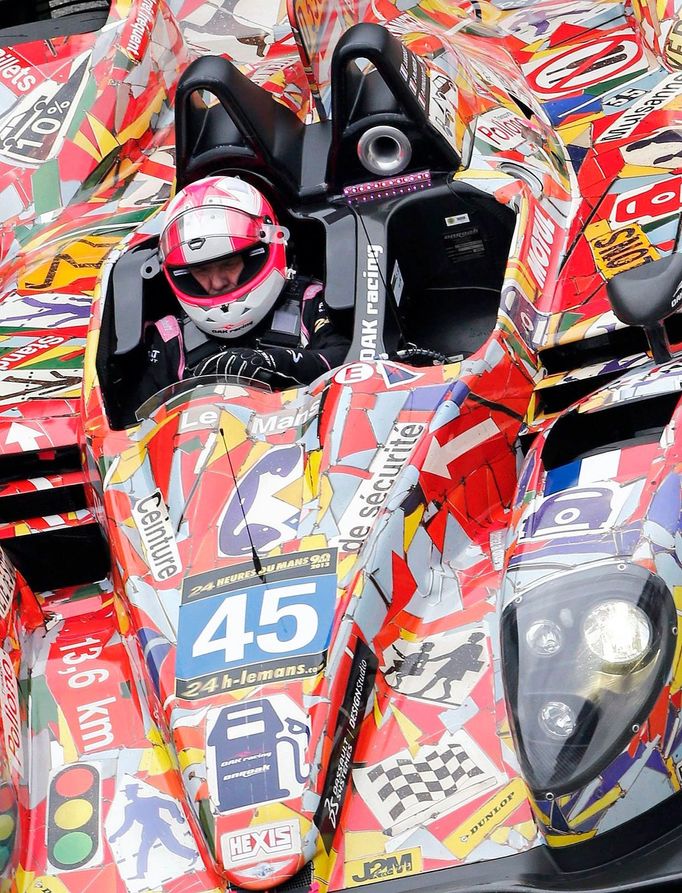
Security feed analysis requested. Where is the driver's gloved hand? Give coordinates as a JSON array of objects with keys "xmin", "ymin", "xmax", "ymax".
[{"xmin": 192, "ymin": 347, "xmax": 300, "ymax": 387}]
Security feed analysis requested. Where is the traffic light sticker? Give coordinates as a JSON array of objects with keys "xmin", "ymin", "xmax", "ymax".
[
  {"xmin": 47, "ymin": 764, "xmax": 102, "ymax": 872},
  {"xmin": 0, "ymin": 784, "xmax": 17, "ymax": 873}
]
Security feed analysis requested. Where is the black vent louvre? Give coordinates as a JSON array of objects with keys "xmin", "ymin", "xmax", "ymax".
[
  {"xmin": 0, "ymin": 446, "xmax": 81, "ymax": 485},
  {"xmin": 539, "ymin": 315, "xmax": 682, "ymax": 376},
  {"xmin": 0, "ymin": 484, "xmax": 87, "ymax": 524},
  {"xmin": 542, "ymin": 391, "xmax": 679, "ymax": 471},
  {"xmin": 3, "ymin": 525, "xmax": 110, "ymax": 592},
  {"xmin": 535, "ymin": 369, "xmax": 635, "ymax": 416}
]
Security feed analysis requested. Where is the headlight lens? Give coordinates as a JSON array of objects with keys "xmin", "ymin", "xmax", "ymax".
[
  {"xmin": 501, "ymin": 563, "xmax": 676, "ymax": 796},
  {"xmin": 526, "ymin": 619, "xmax": 563, "ymax": 656},
  {"xmin": 539, "ymin": 701, "xmax": 576, "ymax": 739},
  {"xmin": 583, "ymin": 600, "xmax": 651, "ymax": 667}
]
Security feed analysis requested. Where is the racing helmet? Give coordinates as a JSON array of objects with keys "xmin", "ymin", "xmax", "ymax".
[{"xmin": 159, "ymin": 176, "xmax": 289, "ymax": 339}]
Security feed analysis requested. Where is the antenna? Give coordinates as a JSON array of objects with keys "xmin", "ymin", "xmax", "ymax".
[{"xmin": 219, "ymin": 427, "xmax": 266, "ymax": 580}]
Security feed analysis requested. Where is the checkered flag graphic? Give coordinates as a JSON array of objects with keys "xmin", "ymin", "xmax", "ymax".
[{"xmin": 353, "ymin": 730, "xmax": 501, "ymax": 834}]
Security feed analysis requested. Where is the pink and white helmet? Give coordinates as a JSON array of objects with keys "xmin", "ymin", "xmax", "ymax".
[{"xmin": 159, "ymin": 176, "xmax": 289, "ymax": 339}]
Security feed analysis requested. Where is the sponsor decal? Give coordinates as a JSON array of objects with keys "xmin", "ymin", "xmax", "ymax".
[
  {"xmin": 333, "ymin": 422, "xmax": 425, "ymax": 553},
  {"xmin": 611, "ymin": 177, "xmax": 682, "ymax": 226},
  {"xmin": 121, "ymin": 0, "xmax": 159, "ymax": 63},
  {"xmin": 132, "ymin": 490, "xmax": 182, "ymax": 582},
  {"xmin": 317, "ymin": 641, "xmax": 377, "ymax": 851},
  {"xmin": 359, "ymin": 245, "xmax": 383, "ymax": 361},
  {"xmin": 0, "ymin": 60, "xmax": 88, "ymax": 166},
  {"xmin": 476, "ymin": 106, "xmax": 541, "ymax": 150},
  {"xmin": 219, "ymin": 444, "xmax": 302, "ymax": 557},
  {"xmin": 399, "ymin": 44, "xmax": 428, "ymax": 111},
  {"xmin": 176, "ymin": 549, "xmax": 336, "ymax": 700},
  {"xmin": 525, "ymin": 32, "xmax": 644, "ymax": 98},
  {"xmin": 346, "ymin": 848, "xmax": 422, "ymax": 886},
  {"xmin": 443, "ymin": 220, "xmax": 485, "ymax": 265},
  {"xmin": 586, "ymin": 220, "xmax": 659, "ymax": 278},
  {"xmin": 248, "ymin": 397, "xmax": 321, "ymax": 437},
  {"xmin": 598, "ymin": 72, "xmax": 682, "ymax": 142},
  {"xmin": 183, "ymin": 548, "xmax": 335, "ymax": 602},
  {"xmin": 526, "ymin": 204, "xmax": 557, "ymax": 291},
  {"xmin": 222, "ymin": 820, "xmax": 301, "ymax": 870},
  {"xmin": 334, "ymin": 362, "xmax": 374, "ymax": 385},
  {"xmin": 444, "ymin": 778, "xmax": 527, "ymax": 859},
  {"xmin": 0, "ymin": 650, "xmax": 22, "ymax": 774},
  {"xmin": 206, "ymin": 695, "xmax": 309, "ymax": 814}
]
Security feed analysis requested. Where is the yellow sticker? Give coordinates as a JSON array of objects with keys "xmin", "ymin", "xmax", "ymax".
[
  {"xmin": 444, "ymin": 778, "xmax": 527, "ymax": 859},
  {"xmin": 19, "ymin": 235, "xmax": 120, "ymax": 292},
  {"xmin": 586, "ymin": 219, "xmax": 659, "ymax": 279},
  {"xmin": 344, "ymin": 847, "xmax": 422, "ymax": 887},
  {"xmin": 666, "ymin": 16, "xmax": 682, "ymax": 69}
]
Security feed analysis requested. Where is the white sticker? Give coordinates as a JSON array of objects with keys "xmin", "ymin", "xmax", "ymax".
[
  {"xmin": 353, "ymin": 730, "xmax": 501, "ymax": 834},
  {"xmin": 445, "ymin": 213, "xmax": 470, "ymax": 226},
  {"xmin": 131, "ymin": 490, "xmax": 182, "ymax": 581},
  {"xmin": 105, "ymin": 774, "xmax": 200, "ymax": 891},
  {"xmin": 332, "ymin": 422, "xmax": 426, "ymax": 552},
  {"xmin": 525, "ymin": 32, "xmax": 644, "ymax": 98},
  {"xmin": 334, "ymin": 363, "xmax": 375, "ymax": 385},
  {"xmin": 206, "ymin": 695, "xmax": 309, "ymax": 814},
  {"xmin": 390, "ymin": 261, "xmax": 404, "ymax": 306},
  {"xmin": 598, "ymin": 72, "xmax": 682, "ymax": 142},
  {"xmin": 222, "ymin": 820, "xmax": 301, "ymax": 869}
]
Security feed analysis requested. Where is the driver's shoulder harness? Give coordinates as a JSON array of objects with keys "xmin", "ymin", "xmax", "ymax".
[
  {"xmin": 182, "ymin": 274, "xmax": 317, "ymax": 370},
  {"xmin": 147, "ymin": 276, "xmax": 349, "ymax": 388}
]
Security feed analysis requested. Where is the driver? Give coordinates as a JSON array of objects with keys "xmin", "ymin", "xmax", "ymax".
[{"xmin": 157, "ymin": 175, "xmax": 350, "ymax": 388}]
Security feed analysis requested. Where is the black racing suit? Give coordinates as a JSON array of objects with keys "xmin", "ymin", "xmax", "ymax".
[
  {"xmin": 188, "ymin": 277, "xmax": 349, "ymax": 388},
  {"xmin": 140, "ymin": 276, "xmax": 349, "ymax": 401}
]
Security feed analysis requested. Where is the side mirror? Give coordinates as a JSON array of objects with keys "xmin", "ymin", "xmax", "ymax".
[{"xmin": 606, "ymin": 253, "xmax": 682, "ymax": 364}]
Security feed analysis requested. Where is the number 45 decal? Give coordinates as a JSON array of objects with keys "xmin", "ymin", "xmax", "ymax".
[
  {"xmin": 194, "ymin": 583, "xmax": 319, "ymax": 662},
  {"xmin": 177, "ymin": 577, "xmax": 336, "ymax": 679}
]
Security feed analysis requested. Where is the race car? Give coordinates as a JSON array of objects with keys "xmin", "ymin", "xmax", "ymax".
[{"xmin": 1, "ymin": 1, "xmax": 682, "ymax": 892}]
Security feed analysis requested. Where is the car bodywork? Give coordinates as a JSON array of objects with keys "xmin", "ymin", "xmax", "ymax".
[{"xmin": 0, "ymin": 1, "xmax": 682, "ymax": 892}]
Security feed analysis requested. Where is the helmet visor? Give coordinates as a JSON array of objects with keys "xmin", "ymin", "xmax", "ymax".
[{"xmin": 166, "ymin": 243, "xmax": 271, "ymax": 301}]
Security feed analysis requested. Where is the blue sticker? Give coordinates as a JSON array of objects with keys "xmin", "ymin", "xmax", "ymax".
[
  {"xmin": 176, "ymin": 573, "xmax": 336, "ymax": 686},
  {"xmin": 207, "ymin": 696, "xmax": 309, "ymax": 813}
]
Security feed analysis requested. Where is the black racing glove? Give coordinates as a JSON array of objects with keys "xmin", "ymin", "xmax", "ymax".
[{"xmin": 191, "ymin": 347, "xmax": 303, "ymax": 388}]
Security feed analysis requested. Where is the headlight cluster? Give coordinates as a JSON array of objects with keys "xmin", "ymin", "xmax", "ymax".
[{"xmin": 501, "ymin": 563, "xmax": 676, "ymax": 797}]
